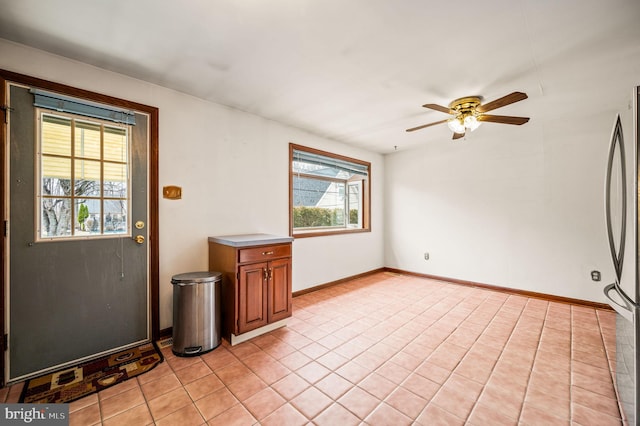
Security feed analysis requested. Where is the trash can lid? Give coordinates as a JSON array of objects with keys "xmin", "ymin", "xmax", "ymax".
[{"xmin": 171, "ymin": 271, "xmax": 222, "ymax": 284}]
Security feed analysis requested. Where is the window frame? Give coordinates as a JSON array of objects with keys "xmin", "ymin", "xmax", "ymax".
[
  {"xmin": 289, "ymin": 143, "xmax": 371, "ymax": 238},
  {"xmin": 35, "ymin": 108, "xmax": 132, "ymax": 241}
]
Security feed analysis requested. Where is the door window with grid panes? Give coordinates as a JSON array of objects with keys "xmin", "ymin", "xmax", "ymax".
[{"xmin": 37, "ymin": 111, "xmax": 130, "ymax": 240}]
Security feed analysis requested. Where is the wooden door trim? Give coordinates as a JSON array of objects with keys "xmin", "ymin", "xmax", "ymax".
[
  {"xmin": 0, "ymin": 74, "xmax": 6, "ymax": 388},
  {"xmin": 0, "ymin": 69, "xmax": 160, "ymax": 385}
]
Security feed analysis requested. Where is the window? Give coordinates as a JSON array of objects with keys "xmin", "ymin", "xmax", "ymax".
[
  {"xmin": 37, "ymin": 110, "xmax": 130, "ymax": 240},
  {"xmin": 290, "ymin": 144, "xmax": 370, "ymax": 237}
]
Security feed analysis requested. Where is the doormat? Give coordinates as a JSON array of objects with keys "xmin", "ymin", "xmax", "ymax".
[{"xmin": 19, "ymin": 342, "xmax": 163, "ymax": 404}]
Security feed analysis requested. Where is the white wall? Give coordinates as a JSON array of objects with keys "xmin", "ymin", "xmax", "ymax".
[
  {"xmin": 0, "ymin": 39, "xmax": 385, "ymax": 329},
  {"xmin": 4, "ymin": 35, "xmax": 633, "ymax": 322},
  {"xmin": 384, "ymin": 94, "xmax": 635, "ymax": 304}
]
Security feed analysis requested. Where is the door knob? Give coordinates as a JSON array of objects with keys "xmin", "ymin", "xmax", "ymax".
[{"xmin": 134, "ymin": 235, "xmax": 145, "ymax": 244}]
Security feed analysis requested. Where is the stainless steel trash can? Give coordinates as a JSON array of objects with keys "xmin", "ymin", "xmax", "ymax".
[{"xmin": 171, "ymin": 271, "xmax": 222, "ymax": 357}]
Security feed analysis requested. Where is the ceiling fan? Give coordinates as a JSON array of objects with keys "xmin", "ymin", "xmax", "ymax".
[{"xmin": 406, "ymin": 91, "xmax": 530, "ymax": 140}]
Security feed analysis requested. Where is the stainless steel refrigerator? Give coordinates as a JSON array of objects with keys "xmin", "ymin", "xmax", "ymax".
[{"xmin": 604, "ymin": 87, "xmax": 639, "ymax": 425}]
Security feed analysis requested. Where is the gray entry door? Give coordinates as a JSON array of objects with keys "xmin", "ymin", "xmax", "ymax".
[{"xmin": 7, "ymin": 84, "xmax": 150, "ymax": 381}]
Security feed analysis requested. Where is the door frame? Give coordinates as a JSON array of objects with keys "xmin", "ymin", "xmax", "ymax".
[{"xmin": 0, "ymin": 69, "xmax": 160, "ymax": 387}]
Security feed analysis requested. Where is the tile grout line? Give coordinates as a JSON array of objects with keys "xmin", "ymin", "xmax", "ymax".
[
  {"xmin": 434, "ymin": 286, "xmax": 524, "ymax": 421},
  {"xmin": 157, "ymin": 351, "xmax": 229, "ymax": 423},
  {"xmin": 300, "ymin": 276, "xmax": 467, "ymax": 422},
  {"xmin": 421, "ymin": 287, "xmax": 512, "ymax": 422},
  {"xmin": 305, "ymin": 275, "xmax": 421, "ymax": 421},
  {"xmin": 203, "ymin": 354, "xmax": 254, "ymax": 423},
  {"xmin": 516, "ymin": 299, "xmax": 551, "ymax": 424},
  {"xmin": 232, "ymin": 345, "xmax": 297, "ymax": 422},
  {"xmin": 277, "ymin": 315, "xmax": 337, "ymax": 417},
  {"xmin": 595, "ymin": 309, "xmax": 624, "ymax": 422},
  {"xmin": 570, "ymin": 305, "xmax": 575, "ymax": 424},
  {"xmin": 396, "ymin": 285, "xmax": 485, "ymax": 421},
  {"xmin": 482, "ymin": 294, "xmax": 535, "ymax": 424},
  {"xmin": 378, "ymin": 277, "xmax": 486, "ymax": 422},
  {"xmin": 454, "ymin": 289, "xmax": 508, "ymax": 423}
]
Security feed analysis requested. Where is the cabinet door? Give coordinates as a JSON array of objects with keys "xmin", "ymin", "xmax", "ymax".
[
  {"xmin": 238, "ymin": 262, "xmax": 268, "ymax": 334},
  {"xmin": 268, "ymin": 258, "xmax": 292, "ymax": 323}
]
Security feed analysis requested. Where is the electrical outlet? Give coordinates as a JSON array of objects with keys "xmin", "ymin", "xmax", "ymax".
[
  {"xmin": 590, "ymin": 270, "xmax": 601, "ymax": 282},
  {"xmin": 424, "ymin": 252, "xmax": 429, "ymax": 260}
]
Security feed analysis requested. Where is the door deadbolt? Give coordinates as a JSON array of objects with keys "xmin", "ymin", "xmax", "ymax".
[
  {"xmin": 134, "ymin": 235, "xmax": 145, "ymax": 244},
  {"xmin": 135, "ymin": 221, "xmax": 145, "ymax": 229}
]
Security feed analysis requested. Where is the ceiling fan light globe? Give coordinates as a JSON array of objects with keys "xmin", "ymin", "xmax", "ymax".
[
  {"xmin": 447, "ymin": 118, "xmax": 465, "ymax": 133},
  {"xmin": 464, "ymin": 115, "xmax": 481, "ymax": 131}
]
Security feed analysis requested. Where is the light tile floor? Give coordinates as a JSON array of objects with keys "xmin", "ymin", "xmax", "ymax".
[{"xmin": 1, "ymin": 272, "xmax": 622, "ymax": 425}]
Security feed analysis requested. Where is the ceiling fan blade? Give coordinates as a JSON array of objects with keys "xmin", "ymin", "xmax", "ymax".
[
  {"xmin": 422, "ymin": 103, "xmax": 453, "ymax": 114},
  {"xmin": 406, "ymin": 119, "xmax": 448, "ymax": 132},
  {"xmin": 477, "ymin": 114, "xmax": 530, "ymax": 125},
  {"xmin": 476, "ymin": 92, "xmax": 528, "ymax": 113},
  {"xmin": 452, "ymin": 132, "xmax": 465, "ymax": 140}
]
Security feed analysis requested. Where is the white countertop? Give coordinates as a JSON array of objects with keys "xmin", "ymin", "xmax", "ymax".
[{"xmin": 208, "ymin": 233, "xmax": 294, "ymax": 247}]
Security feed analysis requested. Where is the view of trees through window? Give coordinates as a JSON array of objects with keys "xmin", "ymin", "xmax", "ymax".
[
  {"xmin": 38, "ymin": 112, "xmax": 129, "ymax": 239},
  {"xmin": 290, "ymin": 144, "xmax": 370, "ymax": 236}
]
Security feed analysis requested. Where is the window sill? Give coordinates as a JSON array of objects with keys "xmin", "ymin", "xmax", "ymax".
[{"xmin": 292, "ymin": 228, "xmax": 371, "ymax": 238}]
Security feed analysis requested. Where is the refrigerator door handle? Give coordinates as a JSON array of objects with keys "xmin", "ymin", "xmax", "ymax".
[
  {"xmin": 604, "ymin": 282, "xmax": 635, "ymax": 322},
  {"xmin": 604, "ymin": 114, "xmax": 627, "ymax": 282}
]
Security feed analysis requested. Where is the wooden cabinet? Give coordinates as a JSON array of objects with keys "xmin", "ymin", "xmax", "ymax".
[{"xmin": 208, "ymin": 234, "xmax": 293, "ymax": 345}]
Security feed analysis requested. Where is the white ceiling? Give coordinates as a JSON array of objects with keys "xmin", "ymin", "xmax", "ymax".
[{"xmin": 1, "ymin": 0, "xmax": 640, "ymax": 153}]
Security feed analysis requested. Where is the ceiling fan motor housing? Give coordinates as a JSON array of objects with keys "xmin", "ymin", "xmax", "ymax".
[
  {"xmin": 447, "ymin": 97, "xmax": 482, "ymax": 134},
  {"xmin": 449, "ymin": 96, "xmax": 481, "ymax": 117}
]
